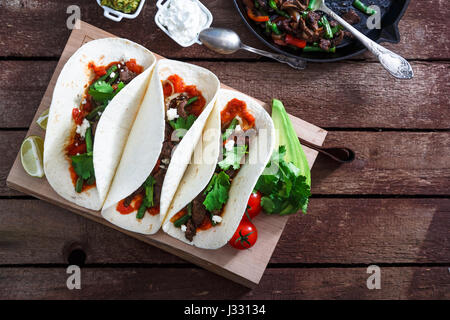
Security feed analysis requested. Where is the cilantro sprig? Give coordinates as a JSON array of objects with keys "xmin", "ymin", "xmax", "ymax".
[
  {"xmin": 169, "ymin": 114, "xmax": 197, "ymax": 139},
  {"xmin": 203, "ymin": 171, "xmax": 231, "ymax": 212},
  {"xmin": 218, "ymin": 145, "xmax": 247, "ymax": 171},
  {"xmin": 255, "ymin": 146, "xmax": 311, "ymax": 215}
]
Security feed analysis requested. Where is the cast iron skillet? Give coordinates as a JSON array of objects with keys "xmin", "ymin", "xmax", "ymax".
[{"xmin": 233, "ymin": 0, "xmax": 410, "ymax": 62}]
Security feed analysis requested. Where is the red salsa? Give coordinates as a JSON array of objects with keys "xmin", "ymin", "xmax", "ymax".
[
  {"xmin": 67, "ymin": 60, "xmax": 143, "ymax": 193},
  {"xmin": 221, "ymin": 98, "xmax": 255, "ymax": 130}
]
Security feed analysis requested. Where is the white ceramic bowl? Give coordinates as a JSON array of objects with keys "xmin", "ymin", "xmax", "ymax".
[
  {"xmin": 97, "ymin": 0, "xmax": 146, "ymax": 22},
  {"xmin": 154, "ymin": 0, "xmax": 213, "ymax": 47}
]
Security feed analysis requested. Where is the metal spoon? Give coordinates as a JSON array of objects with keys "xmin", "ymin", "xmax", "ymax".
[
  {"xmin": 309, "ymin": 0, "xmax": 413, "ymax": 79},
  {"xmin": 199, "ymin": 28, "xmax": 306, "ymax": 69}
]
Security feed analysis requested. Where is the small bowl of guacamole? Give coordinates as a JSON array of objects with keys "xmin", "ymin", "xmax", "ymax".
[{"xmin": 97, "ymin": 0, "xmax": 145, "ymax": 21}]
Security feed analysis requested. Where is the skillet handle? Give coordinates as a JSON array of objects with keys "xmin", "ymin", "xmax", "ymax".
[{"xmin": 299, "ymin": 138, "xmax": 355, "ymax": 163}]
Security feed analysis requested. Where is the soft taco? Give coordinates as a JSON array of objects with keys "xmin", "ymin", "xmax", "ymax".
[
  {"xmin": 99, "ymin": 59, "xmax": 220, "ymax": 235},
  {"xmin": 162, "ymin": 89, "xmax": 275, "ymax": 249},
  {"xmin": 44, "ymin": 38, "xmax": 156, "ymax": 210}
]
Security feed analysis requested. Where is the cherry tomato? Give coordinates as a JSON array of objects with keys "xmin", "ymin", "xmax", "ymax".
[
  {"xmin": 229, "ymin": 219, "xmax": 258, "ymax": 250},
  {"xmin": 247, "ymin": 191, "xmax": 262, "ymax": 219}
]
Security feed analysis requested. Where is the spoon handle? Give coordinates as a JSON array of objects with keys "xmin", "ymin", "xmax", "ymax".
[
  {"xmin": 241, "ymin": 44, "xmax": 307, "ymax": 70},
  {"xmin": 320, "ymin": 5, "xmax": 413, "ymax": 79},
  {"xmin": 299, "ymin": 138, "xmax": 355, "ymax": 163}
]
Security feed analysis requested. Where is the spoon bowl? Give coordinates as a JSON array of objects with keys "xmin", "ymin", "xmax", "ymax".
[
  {"xmin": 199, "ymin": 28, "xmax": 241, "ymax": 55},
  {"xmin": 199, "ymin": 28, "xmax": 307, "ymax": 69}
]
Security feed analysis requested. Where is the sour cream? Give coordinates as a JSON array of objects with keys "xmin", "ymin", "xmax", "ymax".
[{"xmin": 158, "ymin": 0, "xmax": 208, "ymax": 46}]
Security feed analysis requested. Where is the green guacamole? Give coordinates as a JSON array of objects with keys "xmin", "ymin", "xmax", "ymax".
[{"xmin": 101, "ymin": 0, "xmax": 141, "ymax": 14}]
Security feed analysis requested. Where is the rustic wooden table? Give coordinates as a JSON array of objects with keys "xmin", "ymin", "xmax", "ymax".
[{"xmin": 0, "ymin": 0, "xmax": 448, "ymax": 299}]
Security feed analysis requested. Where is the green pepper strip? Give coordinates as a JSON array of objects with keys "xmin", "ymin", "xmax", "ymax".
[
  {"xmin": 222, "ymin": 118, "xmax": 239, "ymax": 141},
  {"xmin": 174, "ymin": 203, "xmax": 192, "ymax": 228},
  {"xmin": 75, "ymin": 176, "xmax": 83, "ymax": 193},
  {"xmin": 136, "ymin": 176, "xmax": 156, "ymax": 219},
  {"xmin": 86, "ymin": 104, "xmax": 107, "ymax": 121},
  {"xmin": 268, "ymin": 0, "xmax": 290, "ymax": 18},
  {"xmin": 85, "ymin": 127, "xmax": 93, "ymax": 153},
  {"xmin": 303, "ymin": 45, "xmax": 336, "ymax": 53},
  {"xmin": 320, "ymin": 16, "xmax": 333, "ymax": 39},
  {"xmin": 86, "ymin": 175, "xmax": 96, "ymax": 186},
  {"xmin": 307, "ymin": 0, "xmax": 318, "ymax": 11},
  {"xmin": 265, "ymin": 20, "xmax": 281, "ymax": 35},
  {"xmin": 186, "ymin": 96, "xmax": 198, "ymax": 106},
  {"xmin": 331, "ymin": 25, "xmax": 344, "ymax": 35},
  {"xmin": 96, "ymin": 65, "xmax": 118, "ymax": 84},
  {"xmin": 353, "ymin": 0, "xmax": 377, "ymax": 15},
  {"xmin": 107, "ymin": 71, "xmax": 119, "ymax": 84}
]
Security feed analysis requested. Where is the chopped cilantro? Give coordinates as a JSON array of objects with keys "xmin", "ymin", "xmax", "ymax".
[
  {"xmin": 71, "ymin": 153, "xmax": 94, "ymax": 181},
  {"xmin": 203, "ymin": 171, "xmax": 231, "ymax": 212},
  {"xmin": 88, "ymin": 81, "xmax": 114, "ymax": 102},
  {"xmin": 218, "ymin": 145, "xmax": 247, "ymax": 171},
  {"xmin": 169, "ymin": 114, "xmax": 197, "ymax": 139}
]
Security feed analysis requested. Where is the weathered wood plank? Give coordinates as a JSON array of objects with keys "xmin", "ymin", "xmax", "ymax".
[
  {"xmin": 2, "ymin": 131, "xmax": 448, "ymax": 197},
  {"xmin": 0, "ymin": 0, "xmax": 448, "ymax": 60},
  {"xmin": 0, "ymin": 267, "xmax": 447, "ymax": 299},
  {"xmin": 1, "ymin": 61, "xmax": 449, "ymax": 129},
  {"xmin": 313, "ymin": 131, "xmax": 450, "ymax": 195},
  {"xmin": 0, "ymin": 198, "xmax": 448, "ymax": 265}
]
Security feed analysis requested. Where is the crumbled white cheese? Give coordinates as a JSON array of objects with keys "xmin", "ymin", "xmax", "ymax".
[
  {"xmin": 235, "ymin": 124, "xmax": 242, "ymax": 132},
  {"xmin": 118, "ymin": 64, "xmax": 121, "ymax": 68},
  {"xmin": 224, "ymin": 139, "xmax": 235, "ymax": 151},
  {"xmin": 81, "ymin": 98, "xmax": 87, "ymax": 105},
  {"xmin": 212, "ymin": 215, "xmax": 222, "ymax": 224},
  {"xmin": 161, "ymin": 158, "xmax": 170, "ymax": 165},
  {"xmin": 166, "ymin": 108, "xmax": 179, "ymax": 121},
  {"xmin": 181, "ymin": 225, "xmax": 187, "ymax": 232},
  {"xmin": 76, "ymin": 118, "xmax": 90, "ymax": 138},
  {"xmin": 110, "ymin": 72, "xmax": 116, "ymax": 78}
]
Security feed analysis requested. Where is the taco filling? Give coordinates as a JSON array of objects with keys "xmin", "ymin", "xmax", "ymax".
[
  {"xmin": 67, "ymin": 59, "xmax": 143, "ymax": 193},
  {"xmin": 170, "ymin": 98, "xmax": 256, "ymax": 241},
  {"xmin": 115, "ymin": 74, "xmax": 207, "ymax": 220}
]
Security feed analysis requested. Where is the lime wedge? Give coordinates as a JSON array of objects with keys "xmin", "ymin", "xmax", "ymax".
[
  {"xmin": 36, "ymin": 108, "xmax": 49, "ymax": 130},
  {"xmin": 20, "ymin": 135, "xmax": 45, "ymax": 178}
]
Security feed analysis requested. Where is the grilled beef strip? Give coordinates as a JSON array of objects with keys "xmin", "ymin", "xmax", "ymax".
[{"xmin": 342, "ymin": 9, "xmax": 361, "ymax": 25}]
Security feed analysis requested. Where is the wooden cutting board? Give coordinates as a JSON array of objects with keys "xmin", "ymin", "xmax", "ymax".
[{"xmin": 7, "ymin": 21, "xmax": 327, "ymax": 288}]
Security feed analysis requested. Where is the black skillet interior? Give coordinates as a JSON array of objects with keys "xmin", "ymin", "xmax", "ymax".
[{"xmin": 233, "ymin": 0, "xmax": 410, "ymax": 62}]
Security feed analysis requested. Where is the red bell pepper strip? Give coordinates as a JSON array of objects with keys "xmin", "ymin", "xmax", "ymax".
[
  {"xmin": 285, "ymin": 34, "xmax": 307, "ymax": 48},
  {"xmin": 247, "ymin": 8, "xmax": 269, "ymax": 22}
]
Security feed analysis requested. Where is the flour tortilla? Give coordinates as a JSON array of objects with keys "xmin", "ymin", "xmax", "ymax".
[
  {"xmin": 101, "ymin": 59, "xmax": 220, "ymax": 235},
  {"xmin": 162, "ymin": 89, "xmax": 275, "ymax": 249},
  {"xmin": 44, "ymin": 38, "xmax": 156, "ymax": 210}
]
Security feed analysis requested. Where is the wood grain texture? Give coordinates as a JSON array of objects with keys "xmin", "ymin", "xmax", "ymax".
[
  {"xmin": 0, "ymin": 0, "xmax": 449, "ymax": 60},
  {"xmin": 1, "ymin": 0, "xmax": 449, "ymax": 300},
  {"xmin": 2, "ymin": 131, "xmax": 449, "ymax": 197},
  {"xmin": 4, "ymin": 22, "xmax": 327, "ymax": 288},
  {"xmin": 2, "ymin": 61, "xmax": 449, "ymax": 129},
  {"xmin": 1, "ymin": 198, "xmax": 448, "ymax": 265},
  {"xmin": 0, "ymin": 267, "xmax": 448, "ymax": 299}
]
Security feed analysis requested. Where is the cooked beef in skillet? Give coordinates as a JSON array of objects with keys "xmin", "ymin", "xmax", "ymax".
[
  {"xmin": 243, "ymin": 0, "xmax": 372, "ymax": 53},
  {"xmin": 342, "ymin": 9, "xmax": 361, "ymax": 25}
]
